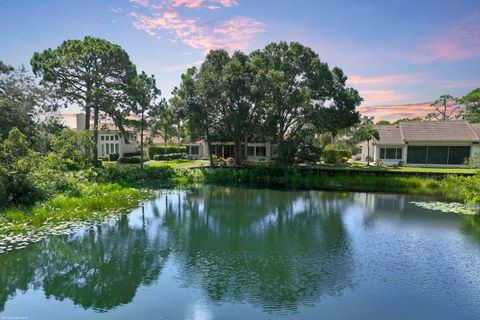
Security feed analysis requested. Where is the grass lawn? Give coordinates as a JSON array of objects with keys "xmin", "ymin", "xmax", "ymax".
[
  {"xmin": 306, "ymin": 164, "xmax": 479, "ymax": 174},
  {"xmin": 145, "ymin": 159, "xmax": 209, "ymax": 169}
]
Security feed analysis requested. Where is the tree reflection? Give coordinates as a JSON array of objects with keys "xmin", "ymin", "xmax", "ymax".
[
  {"xmin": 0, "ymin": 212, "xmax": 169, "ymax": 312},
  {"xmin": 164, "ymin": 186, "xmax": 354, "ymax": 310}
]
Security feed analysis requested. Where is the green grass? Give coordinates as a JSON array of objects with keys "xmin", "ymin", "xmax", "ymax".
[
  {"xmin": 145, "ymin": 159, "xmax": 209, "ymax": 168},
  {"xmin": 305, "ymin": 163, "xmax": 478, "ymax": 174},
  {"xmin": 0, "ymin": 182, "xmax": 154, "ymax": 236}
]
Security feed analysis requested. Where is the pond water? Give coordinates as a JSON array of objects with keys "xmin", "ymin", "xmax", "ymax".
[{"xmin": 1, "ymin": 186, "xmax": 480, "ymax": 319}]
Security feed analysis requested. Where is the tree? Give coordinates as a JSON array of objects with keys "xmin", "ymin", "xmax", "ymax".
[
  {"xmin": 174, "ymin": 51, "xmax": 229, "ymax": 167},
  {"xmin": 459, "ymin": 88, "xmax": 480, "ymax": 123},
  {"xmin": 312, "ymin": 67, "xmax": 362, "ymax": 143},
  {"xmin": 427, "ymin": 94, "xmax": 459, "ymax": 121},
  {"xmin": 376, "ymin": 120, "xmax": 391, "ymax": 125},
  {"xmin": 129, "ymin": 71, "xmax": 162, "ymax": 167},
  {"xmin": 31, "ymin": 36, "xmax": 137, "ymax": 161},
  {"xmin": 250, "ymin": 42, "xmax": 360, "ymax": 164},
  {"xmin": 392, "ymin": 117, "xmax": 423, "ymax": 124},
  {"xmin": 51, "ymin": 129, "xmax": 94, "ymax": 169},
  {"xmin": 351, "ymin": 117, "xmax": 379, "ymax": 166}
]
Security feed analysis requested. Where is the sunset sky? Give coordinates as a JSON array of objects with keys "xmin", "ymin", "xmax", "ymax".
[{"xmin": 1, "ymin": 0, "xmax": 479, "ymax": 121}]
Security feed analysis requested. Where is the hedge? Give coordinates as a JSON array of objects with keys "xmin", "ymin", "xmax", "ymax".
[
  {"xmin": 149, "ymin": 146, "xmax": 186, "ymax": 159},
  {"xmin": 153, "ymin": 153, "xmax": 184, "ymax": 161},
  {"xmin": 118, "ymin": 156, "xmax": 146, "ymax": 164},
  {"xmin": 324, "ymin": 145, "xmax": 352, "ymax": 164}
]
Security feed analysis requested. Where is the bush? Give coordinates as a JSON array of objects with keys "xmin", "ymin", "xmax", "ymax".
[
  {"xmin": 149, "ymin": 146, "xmax": 186, "ymax": 159},
  {"xmin": 153, "ymin": 153, "xmax": 183, "ymax": 161},
  {"xmin": 118, "ymin": 156, "xmax": 145, "ymax": 164},
  {"xmin": 123, "ymin": 152, "xmax": 142, "ymax": 157},
  {"xmin": 52, "ymin": 129, "xmax": 94, "ymax": 169},
  {"xmin": 324, "ymin": 145, "xmax": 352, "ymax": 164},
  {"xmin": 109, "ymin": 153, "xmax": 119, "ymax": 161}
]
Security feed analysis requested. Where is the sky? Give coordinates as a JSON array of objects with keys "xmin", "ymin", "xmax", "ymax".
[{"xmin": 1, "ymin": 0, "xmax": 479, "ymax": 122}]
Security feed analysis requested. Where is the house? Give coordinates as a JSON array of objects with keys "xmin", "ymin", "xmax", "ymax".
[
  {"xmin": 184, "ymin": 141, "xmax": 273, "ymax": 160},
  {"xmin": 356, "ymin": 120, "xmax": 480, "ymax": 167},
  {"xmin": 63, "ymin": 113, "xmax": 163, "ymax": 158}
]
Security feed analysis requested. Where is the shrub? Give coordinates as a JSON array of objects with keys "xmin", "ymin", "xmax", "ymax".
[
  {"xmin": 153, "ymin": 153, "xmax": 183, "ymax": 161},
  {"xmin": 324, "ymin": 145, "xmax": 352, "ymax": 164},
  {"xmin": 52, "ymin": 129, "xmax": 93, "ymax": 169},
  {"xmin": 118, "ymin": 156, "xmax": 145, "ymax": 164},
  {"xmin": 123, "ymin": 152, "xmax": 142, "ymax": 157},
  {"xmin": 109, "ymin": 153, "xmax": 119, "ymax": 161},
  {"xmin": 148, "ymin": 146, "xmax": 186, "ymax": 159}
]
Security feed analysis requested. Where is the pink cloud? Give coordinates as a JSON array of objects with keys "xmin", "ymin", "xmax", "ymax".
[
  {"xmin": 348, "ymin": 74, "xmax": 426, "ymax": 86},
  {"xmin": 359, "ymin": 102, "xmax": 434, "ymax": 122},
  {"xmin": 404, "ymin": 11, "xmax": 480, "ymax": 63},
  {"xmin": 128, "ymin": 1, "xmax": 264, "ymax": 52},
  {"xmin": 359, "ymin": 90, "xmax": 409, "ymax": 105}
]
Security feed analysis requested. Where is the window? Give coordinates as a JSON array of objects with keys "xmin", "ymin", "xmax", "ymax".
[
  {"xmin": 247, "ymin": 146, "xmax": 255, "ymax": 156},
  {"xmin": 101, "ymin": 144, "xmax": 105, "ymax": 156},
  {"xmin": 448, "ymin": 146, "xmax": 470, "ymax": 165},
  {"xmin": 115, "ymin": 143, "xmax": 119, "ymax": 154},
  {"xmin": 111, "ymin": 135, "xmax": 114, "ymax": 141},
  {"xmin": 101, "ymin": 136, "xmax": 104, "ymax": 141},
  {"xmin": 106, "ymin": 136, "xmax": 109, "ymax": 141},
  {"xmin": 427, "ymin": 146, "xmax": 448, "ymax": 164},
  {"xmin": 256, "ymin": 146, "xmax": 266, "ymax": 157},
  {"xmin": 115, "ymin": 135, "xmax": 119, "ymax": 141},
  {"xmin": 407, "ymin": 146, "xmax": 471, "ymax": 165},
  {"xmin": 188, "ymin": 146, "xmax": 199, "ymax": 155},
  {"xmin": 106, "ymin": 143, "xmax": 110, "ymax": 154},
  {"xmin": 379, "ymin": 147, "xmax": 402, "ymax": 160},
  {"xmin": 111, "ymin": 143, "xmax": 115, "ymax": 155}
]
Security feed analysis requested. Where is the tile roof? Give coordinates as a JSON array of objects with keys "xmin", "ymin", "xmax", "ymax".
[
  {"xmin": 373, "ymin": 120, "xmax": 480, "ymax": 144},
  {"xmin": 401, "ymin": 120, "xmax": 478, "ymax": 142},
  {"xmin": 374, "ymin": 125, "xmax": 404, "ymax": 145}
]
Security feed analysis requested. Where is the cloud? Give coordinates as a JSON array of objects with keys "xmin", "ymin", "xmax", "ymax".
[
  {"xmin": 348, "ymin": 74, "xmax": 426, "ymax": 86},
  {"xmin": 403, "ymin": 11, "xmax": 480, "ymax": 63},
  {"xmin": 359, "ymin": 102, "xmax": 434, "ymax": 122},
  {"xmin": 128, "ymin": 0, "xmax": 264, "ymax": 52},
  {"xmin": 359, "ymin": 90, "xmax": 409, "ymax": 105},
  {"xmin": 130, "ymin": 0, "xmax": 151, "ymax": 7}
]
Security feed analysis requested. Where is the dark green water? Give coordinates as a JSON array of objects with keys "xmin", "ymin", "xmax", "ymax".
[{"xmin": 1, "ymin": 186, "xmax": 480, "ymax": 319}]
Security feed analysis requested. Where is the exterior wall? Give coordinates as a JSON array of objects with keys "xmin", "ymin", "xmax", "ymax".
[
  {"xmin": 374, "ymin": 145, "xmax": 406, "ymax": 166},
  {"xmin": 185, "ymin": 142, "xmax": 272, "ymax": 160},
  {"xmin": 404, "ymin": 141, "xmax": 473, "ymax": 167},
  {"xmin": 355, "ymin": 140, "xmax": 374, "ymax": 162},
  {"xmin": 97, "ymin": 132, "xmax": 140, "ymax": 158}
]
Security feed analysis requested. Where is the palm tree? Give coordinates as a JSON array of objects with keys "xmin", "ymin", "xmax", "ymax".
[{"xmin": 352, "ymin": 117, "xmax": 380, "ymax": 166}]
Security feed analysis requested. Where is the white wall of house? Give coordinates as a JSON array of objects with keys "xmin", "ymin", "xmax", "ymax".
[
  {"xmin": 374, "ymin": 145, "xmax": 406, "ymax": 166},
  {"xmin": 185, "ymin": 142, "xmax": 272, "ymax": 160},
  {"xmin": 98, "ymin": 132, "xmax": 139, "ymax": 158}
]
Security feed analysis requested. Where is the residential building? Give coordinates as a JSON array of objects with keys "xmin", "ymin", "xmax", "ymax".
[
  {"xmin": 185, "ymin": 141, "xmax": 273, "ymax": 160},
  {"xmin": 356, "ymin": 120, "xmax": 480, "ymax": 167}
]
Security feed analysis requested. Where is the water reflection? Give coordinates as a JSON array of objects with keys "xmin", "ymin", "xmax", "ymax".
[
  {"xmin": 1, "ymin": 186, "xmax": 480, "ymax": 318},
  {"xmin": 163, "ymin": 187, "xmax": 354, "ymax": 310},
  {"xmin": 0, "ymin": 213, "xmax": 169, "ymax": 312}
]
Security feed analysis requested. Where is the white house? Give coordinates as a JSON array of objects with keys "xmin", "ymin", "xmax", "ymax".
[
  {"xmin": 185, "ymin": 141, "xmax": 273, "ymax": 161},
  {"xmin": 356, "ymin": 120, "xmax": 480, "ymax": 167},
  {"xmin": 63, "ymin": 113, "xmax": 162, "ymax": 158}
]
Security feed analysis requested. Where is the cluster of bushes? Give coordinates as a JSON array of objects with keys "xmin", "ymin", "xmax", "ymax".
[
  {"xmin": 148, "ymin": 145, "xmax": 186, "ymax": 160},
  {"xmin": 0, "ymin": 128, "xmax": 94, "ymax": 207},
  {"xmin": 153, "ymin": 153, "xmax": 183, "ymax": 161},
  {"xmin": 323, "ymin": 145, "xmax": 352, "ymax": 164},
  {"xmin": 117, "ymin": 151, "xmax": 145, "ymax": 164}
]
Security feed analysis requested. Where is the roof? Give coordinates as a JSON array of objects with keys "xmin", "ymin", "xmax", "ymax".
[
  {"xmin": 374, "ymin": 125, "xmax": 404, "ymax": 145},
  {"xmin": 401, "ymin": 120, "xmax": 479, "ymax": 142},
  {"xmin": 373, "ymin": 120, "xmax": 480, "ymax": 145}
]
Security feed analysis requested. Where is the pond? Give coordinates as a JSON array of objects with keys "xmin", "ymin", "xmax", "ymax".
[{"xmin": 1, "ymin": 186, "xmax": 480, "ymax": 319}]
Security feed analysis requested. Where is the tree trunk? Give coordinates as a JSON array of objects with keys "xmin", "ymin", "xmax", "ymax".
[
  {"xmin": 234, "ymin": 139, "xmax": 242, "ymax": 166},
  {"xmin": 93, "ymin": 106, "xmax": 99, "ymax": 162},
  {"xmin": 140, "ymin": 109, "xmax": 144, "ymax": 169}
]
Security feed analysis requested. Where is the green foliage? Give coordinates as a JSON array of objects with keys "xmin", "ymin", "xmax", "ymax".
[
  {"xmin": 376, "ymin": 120, "xmax": 391, "ymax": 125},
  {"xmin": 117, "ymin": 156, "xmax": 145, "ymax": 164},
  {"xmin": 323, "ymin": 145, "xmax": 352, "ymax": 164},
  {"xmin": 152, "ymin": 153, "xmax": 183, "ymax": 161},
  {"xmin": 148, "ymin": 145, "xmax": 186, "ymax": 158},
  {"xmin": 459, "ymin": 88, "xmax": 480, "ymax": 123},
  {"xmin": 52, "ymin": 129, "xmax": 93, "ymax": 169}
]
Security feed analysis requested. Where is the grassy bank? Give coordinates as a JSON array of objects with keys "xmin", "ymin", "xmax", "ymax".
[{"xmin": 2, "ymin": 164, "xmax": 479, "ymax": 245}]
